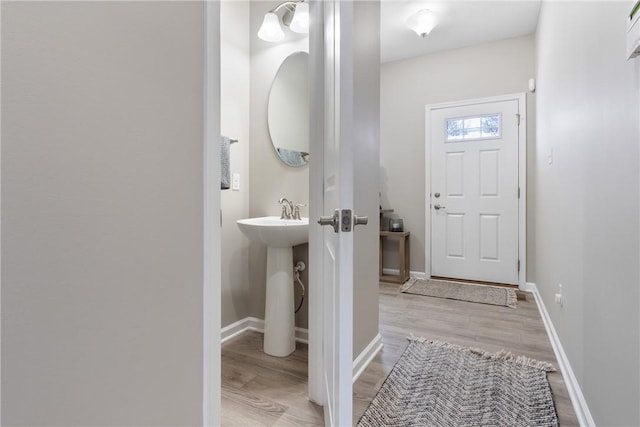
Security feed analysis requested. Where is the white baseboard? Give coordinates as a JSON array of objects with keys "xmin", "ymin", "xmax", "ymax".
[
  {"xmin": 382, "ymin": 268, "xmax": 426, "ymax": 280},
  {"xmin": 221, "ymin": 317, "xmax": 309, "ymax": 345},
  {"xmin": 526, "ymin": 283, "xmax": 595, "ymax": 427},
  {"xmin": 352, "ymin": 334, "xmax": 383, "ymax": 383},
  {"xmin": 223, "ymin": 318, "xmax": 382, "ymax": 384}
]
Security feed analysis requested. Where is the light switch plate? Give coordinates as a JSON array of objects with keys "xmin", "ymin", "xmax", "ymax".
[{"xmin": 232, "ymin": 173, "xmax": 240, "ymax": 191}]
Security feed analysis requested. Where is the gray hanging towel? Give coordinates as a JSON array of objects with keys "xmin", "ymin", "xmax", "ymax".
[{"xmin": 221, "ymin": 135, "xmax": 230, "ymax": 190}]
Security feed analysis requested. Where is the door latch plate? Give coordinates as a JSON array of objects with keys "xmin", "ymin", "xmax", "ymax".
[{"xmin": 341, "ymin": 209, "xmax": 352, "ymax": 232}]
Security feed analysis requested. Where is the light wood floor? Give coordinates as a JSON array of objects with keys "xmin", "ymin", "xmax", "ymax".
[
  {"xmin": 353, "ymin": 281, "xmax": 579, "ymax": 425},
  {"xmin": 221, "ymin": 331, "xmax": 324, "ymax": 426},
  {"xmin": 222, "ymin": 282, "xmax": 579, "ymax": 426}
]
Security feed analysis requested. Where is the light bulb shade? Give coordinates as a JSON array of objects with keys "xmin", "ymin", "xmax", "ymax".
[
  {"xmin": 289, "ymin": 2, "xmax": 309, "ymax": 34},
  {"xmin": 406, "ymin": 9, "xmax": 437, "ymax": 37},
  {"xmin": 258, "ymin": 12, "xmax": 285, "ymax": 42}
]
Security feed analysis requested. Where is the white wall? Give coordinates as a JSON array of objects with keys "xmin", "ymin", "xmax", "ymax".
[
  {"xmin": 217, "ymin": 0, "xmax": 312, "ymax": 331},
  {"xmin": 245, "ymin": 0, "xmax": 379, "ymax": 357},
  {"xmin": 534, "ymin": 2, "xmax": 640, "ymax": 425},
  {"xmin": 1, "ymin": 2, "xmax": 205, "ymax": 425},
  {"xmin": 353, "ymin": 0, "xmax": 381, "ymax": 359},
  {"xmin": 249, "ymin": 1, "xmax": 310, "ymax": 327},
  {"xmin": 221, "ymin": 0, "xmax": 251, "ymax": 328},
  {"xmin": 380, "ymin": 35, "xmax": 535, "ymax": 273}
]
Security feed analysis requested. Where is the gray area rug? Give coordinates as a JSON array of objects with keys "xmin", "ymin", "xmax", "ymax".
[
  {"xmin": 400, "ymin": 278, "xmax": 518, "ymax": 308},
  {"xmin": 358, "ymin": 337, "xmax": 558, "ymax": 427}
]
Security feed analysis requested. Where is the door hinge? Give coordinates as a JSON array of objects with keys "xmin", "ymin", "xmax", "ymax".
[
  {"xmin": 518, "ymin": 187, "xmax": 520, "ymax": 199},
  {"xmin": 516, "ymin": 113, "xmax": 521, "ymax": 126},
  {"xmin": 518, "ymin": 259, "xmax": 520, "ymax": 272}
]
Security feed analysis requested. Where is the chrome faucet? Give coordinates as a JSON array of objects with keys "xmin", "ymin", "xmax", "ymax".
[
  {"xmin": 292, "ymin": 203, "xmax": 307, "ymax": 220},
  {"xmin": 278, "ymin": 198, "xmax": 306, "ymax": 220},
  {"xmin": 278, "ymin": 198, "xmax": 294, "ymax": 219}
]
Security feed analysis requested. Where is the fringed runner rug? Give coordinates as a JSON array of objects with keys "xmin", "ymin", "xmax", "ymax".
[
  {"xmin": 400, "ymin": 278, "xmax": 518, "ymax": 308},
  {"xmin": 357, "ymin": 337, "xmax": 558, "ymax": 427}
]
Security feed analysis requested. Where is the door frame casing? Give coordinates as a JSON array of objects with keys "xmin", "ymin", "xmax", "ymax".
[
  {"xmin": 204, "ymin": 2, "xmax": 221, "ymax": 425},
  {"xmin": 424, "ymin": 93, "xmax": 527, "ymax": 289},
  {"xmin": 307, "ymin": 0, "xmax": 325, "ymax": 407}
]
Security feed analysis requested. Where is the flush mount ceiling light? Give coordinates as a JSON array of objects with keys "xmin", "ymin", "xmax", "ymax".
[
  {"xmin": 258, "ymin": 1, "xmax": 309, "ymax": 42},
  {"xmin": 406, "ymin": 9, "xmax": 438, "ymax": 38}
]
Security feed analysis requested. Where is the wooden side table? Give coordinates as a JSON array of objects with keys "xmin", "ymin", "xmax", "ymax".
[{"xmin": 379, "ymin": 230, "xmax": 410, "ymax": 284}]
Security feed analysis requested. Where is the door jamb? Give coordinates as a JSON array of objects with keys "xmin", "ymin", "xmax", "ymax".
[
  {"xmin": 424, "ymin": 93, "xmax": 527, "ymax": 289},
  {"xmin": 307, "ymin": 0, "xmax": 325, "ymax": 406},
  {"xmin": 203, "ymin": 2, "xmax": 221, "ymax": 425}
]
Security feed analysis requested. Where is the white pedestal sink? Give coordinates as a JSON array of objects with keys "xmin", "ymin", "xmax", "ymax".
[{"xmin": 237, "ymin": 216, "xmax": 309, "ymax": 357}]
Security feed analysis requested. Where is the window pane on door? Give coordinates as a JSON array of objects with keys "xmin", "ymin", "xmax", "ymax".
[
  {"xmin": 481, "ymin": 115, "xmax": 500, "ymax": 137},
  {"xmin": 446, "ymin": 118, "xmax": 464, "ymax": 140},
  {"xmin": 446, "ymin": 113, "xmax": 501, "ymax": 142}
]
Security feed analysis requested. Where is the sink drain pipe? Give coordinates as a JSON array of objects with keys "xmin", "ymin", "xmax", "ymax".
[{"xmin": 294, "ymin": 261, "xmax": 306, "ymax": 313}]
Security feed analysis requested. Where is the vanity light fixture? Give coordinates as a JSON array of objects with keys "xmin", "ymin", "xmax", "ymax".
[
  {"xmin": 406, "ymin": 9, "xmax": 438, "ymax": 38},
  {"xmin": 258, "ymin": 12, "xmax": 285, "ymax": 42},
  {"xmin": 288, "ymin": 2, "xmax": 309, "ymax": 34},
  {"xmin": 258, "ymin": 1, "xmax": 309, "ymax": 42}
]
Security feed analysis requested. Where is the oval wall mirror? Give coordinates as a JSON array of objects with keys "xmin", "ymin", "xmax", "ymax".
[{"xmin": 267, "ymin": 51, "xmax": 309, "ymax": 167}]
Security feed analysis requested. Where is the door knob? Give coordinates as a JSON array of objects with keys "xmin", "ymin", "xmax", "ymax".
[
  {"xmin": 434, "ymin": 204, "xmax": 445, "ymax": 210},
  {"xmin": 318, "ymin": 209, "xmax": 340, "ymax": 233},
  {"xmin": 434, "ymin": 192, "xmax": 441, "ymax": 198},
  {"xmin": 354, "ymin": 215, "xmax": 368, "ymax": 227}
]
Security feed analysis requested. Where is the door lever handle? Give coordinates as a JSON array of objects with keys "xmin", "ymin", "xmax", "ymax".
[
  {"xmin": 434, "ymin": 204, "xmax": 446, "ymax": 210},
  {"xmin": 318, "ymin": 209, "xmax": 340, "ymax": 233}
]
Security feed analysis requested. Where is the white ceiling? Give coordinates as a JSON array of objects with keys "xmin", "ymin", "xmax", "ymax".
[{"xmin": 380, "ymin": 1, "xmax": 542, "ymax": 63}]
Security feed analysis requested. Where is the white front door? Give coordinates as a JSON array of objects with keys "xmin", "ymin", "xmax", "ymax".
[{"xmin": 429, "ymin": 98, "xmax": 521, "ymax": 285}]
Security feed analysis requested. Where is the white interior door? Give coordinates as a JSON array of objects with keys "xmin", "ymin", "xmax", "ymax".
[
  {"xmin": 321, "ymin": 0, "xmax": 354, "ymax": 425},
  {"xmin": 308, "ymin": 0, "xmax": 358, "ymax": 425},
  {"xmin": 308, "ymin": 1, "xmax": 379, "ymax": 424},
  {"xmin": 429, "ymin": 99, "xmax": 520, "ymax": 285}
]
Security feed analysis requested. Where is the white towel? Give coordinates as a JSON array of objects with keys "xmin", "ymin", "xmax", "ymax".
[{"xmin": 221, "ymin": 136, "xmax": 230, "ymax": 190}]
